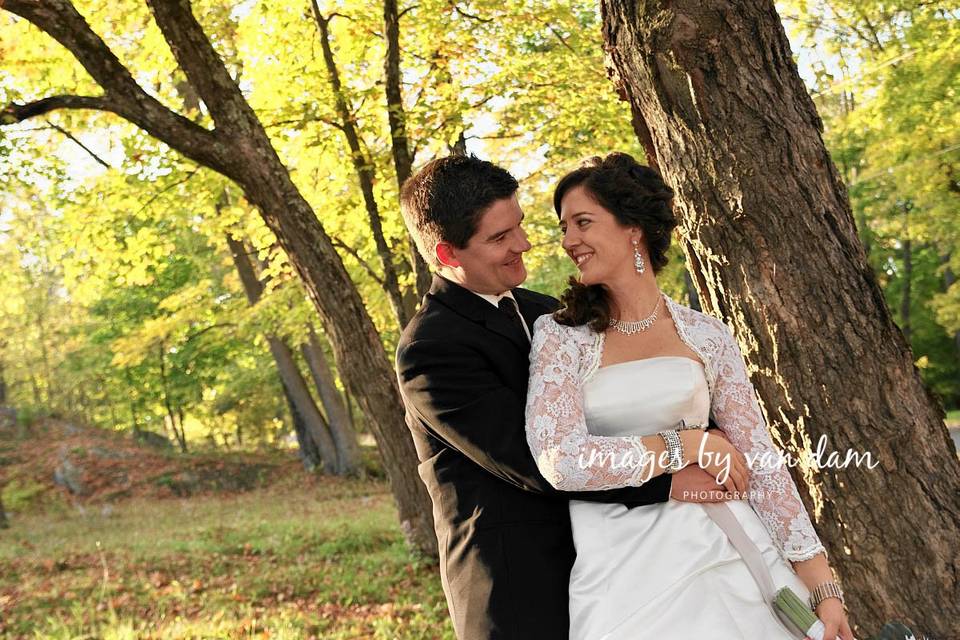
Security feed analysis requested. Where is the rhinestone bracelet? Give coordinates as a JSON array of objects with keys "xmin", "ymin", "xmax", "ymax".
[
  {"xmin": 658, "ymin": 429, "xmax": 684, "ymax": 473},
  {"xmin": 810, "ymin": 581, "xmax": 844, "ymax": 610}
]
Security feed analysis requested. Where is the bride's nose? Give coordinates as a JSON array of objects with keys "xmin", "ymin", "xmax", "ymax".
[{"xmin": 562, "ymin": 228, "xmax": 578, "ymax": 252}]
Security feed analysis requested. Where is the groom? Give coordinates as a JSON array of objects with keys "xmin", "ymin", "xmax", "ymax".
[{"xmin": 396, "ymin": 155, "xmax": 734, "ymax": 639}]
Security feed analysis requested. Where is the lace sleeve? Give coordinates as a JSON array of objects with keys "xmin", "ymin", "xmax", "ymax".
[
  {"xmin": 524, "ymin": 316, "xmax": 653, "ymax": 491},
  {"xmin": 709, "ymin": 322, "xmax": 826, "ymax": 562}
]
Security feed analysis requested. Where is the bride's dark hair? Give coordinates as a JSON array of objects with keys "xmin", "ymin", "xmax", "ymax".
[{"xmin": 552, "ymin": 152, "xmax": 677, "ymax": 330}]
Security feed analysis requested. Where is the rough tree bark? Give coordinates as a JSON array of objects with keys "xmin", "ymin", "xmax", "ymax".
[
  {"xmin": 1, "ymin": 0, "xmax": 435, "ymax": 556},
  {"xmin": 600, "ymin": 1, "xmax": 960, "ymax": 636},
  {"xmin": 225, "ymin": 233, "xmax": 341, "ymax": 474}
]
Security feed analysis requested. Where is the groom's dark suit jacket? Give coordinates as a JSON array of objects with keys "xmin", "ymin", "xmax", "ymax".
[{"xmin": 396, "ymin": 275, "xmax": 673, "ymax": 639}]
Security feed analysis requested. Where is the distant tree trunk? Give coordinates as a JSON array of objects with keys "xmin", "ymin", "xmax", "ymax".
[
  {"xmin": 0, "ymin": 359, "xmax": 6, "ymax": 404},
  {"xmin": 899, "ymin": 203, "xmax": 912, "ymax": 343},
  {"xmin": 0, "ymin": 493, "xmax": 8, "ymax": 529},
  {"xmin": 29, "ymin": 374, "xmax": 40, "ymax": 406},
  {"xmin": 601, "ymin": 1, "xmax": 960, "ymax": 636},
  {"xmin": 301, "ymin": 327, "xmax": 361, "ymax": 475},
  {"xmin": 900, "ymin": 237, "xmax": 912, "ymax": 343},
  {"xmin": 383, "ymin": 0, "xmax": 432, "ymax": 301},
  {"xmin": 312, "ymin": 5, "xmax": 414, "ymax": 328},
  {"xmin": 943, "ymin": 260, "xmax": 960, "ymax": 363},
  {"xmin": 176, "ymin": 407, "xmax": 189, "ymax": 448},
  {"xmin": 2, "ymin": 0, "xmax": 436, "ymax": 558},
  {"xmin": 268, "ymin": 337, "xmax": 339, "ymax": 472},
  {"xmin": 225, "ymin": 233, "xmax": 339, "ymax": 473},
  {"xmin": 282, "ymin": 381, "xmax": 322, "ymax": 471},
  {"xmin": 123, "ymin": 367, "xmax": 141, "ymax": 432},
  {"xmin": 683, "ymin": 268, "xmax": 701, "ymax": 312},
  {"xmin": 157, "ymin": 341, "xmax": 187, "ymax": 453}
]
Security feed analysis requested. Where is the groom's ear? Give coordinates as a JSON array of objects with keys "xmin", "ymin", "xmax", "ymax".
[{"xmin": 435, "ymin": 242, "xmax": 461, "ymax": 268}]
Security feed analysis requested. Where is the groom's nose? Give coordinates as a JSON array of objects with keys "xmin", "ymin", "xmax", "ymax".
[{"xmin": 512, "ymin": 227, "xmax": 531, "ymax": 253}]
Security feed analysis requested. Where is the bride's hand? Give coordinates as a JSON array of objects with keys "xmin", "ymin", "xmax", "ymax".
[
  {"xmin": 815, "ymin": 598, "xmax": 855, "ymax": 640},
  {"xmin": 678, "ymin": 430, "xmax": 750, "ymax": 496}
]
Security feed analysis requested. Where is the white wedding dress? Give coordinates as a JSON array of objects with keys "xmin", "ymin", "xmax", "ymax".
[
  {"xmin": 524, "ymin": 297, "xmax": 827, "ymax": 640},
  {"xmin": 568, "ymin": 356, "xmax": 809, "ymax": 639}
]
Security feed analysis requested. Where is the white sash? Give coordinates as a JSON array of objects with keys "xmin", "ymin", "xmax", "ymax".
[{"xmin": 700, "ymin": 502, "xmax": 807, "ymax": 638}]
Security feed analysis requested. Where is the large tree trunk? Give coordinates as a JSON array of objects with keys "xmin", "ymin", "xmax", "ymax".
[
  {"xmin": 2, "ymin": 0, "xmax": 435, "ymax": 557},
  {"xmin": 601, "ymin": 1, "xmax": 960, "ymax": 636},
  {"xmin": 301, "ymin": 327, "xmax": 362, "ymax": 475},
  {"xmin": 225, "ymin": 233, "xmax": 340, "ymax": 474}
]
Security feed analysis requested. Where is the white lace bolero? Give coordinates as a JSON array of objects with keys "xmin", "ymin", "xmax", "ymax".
[{"xmin": 524, "ymin": 293, "xmax": 826, "ymax": 562}]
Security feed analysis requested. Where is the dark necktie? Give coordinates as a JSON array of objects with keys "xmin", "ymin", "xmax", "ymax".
[{"xmin": 498, "ymin": 297, "xmax": 529, "ymax": 344}]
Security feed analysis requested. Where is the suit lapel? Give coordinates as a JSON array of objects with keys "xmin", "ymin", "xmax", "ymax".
[
  {"xmin": 428, "ymin": 275, "xmax": 530, "ymax": 351},
  {"xmin": 513, "ymin": 289, "xmax": 551, "ymax": 337}
]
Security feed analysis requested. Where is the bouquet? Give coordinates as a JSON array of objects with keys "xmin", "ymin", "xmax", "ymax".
[
  {"xmin": 775, "ymin": 587, "xmax": 826, "ymax": 640},
  {"xmin": 774, "ymin": 588, "xmax": 932, "ymax": 640}
]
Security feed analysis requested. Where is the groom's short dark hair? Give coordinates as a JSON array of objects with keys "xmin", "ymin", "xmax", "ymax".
[{"xmin": 400, "ymin": 154, "xmax": 519, "ymax": 268}]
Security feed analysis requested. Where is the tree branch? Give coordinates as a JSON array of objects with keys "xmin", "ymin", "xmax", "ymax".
[
  {"xmin": 453, "ymin": 4, "xmax": 493, "ymax": 22},
  {"xmin": 136, "ymin": 166, "xmax": 202, "ymax": 215},
  {"xmin": 0, "ymin": 95, "xmax": 113, "ymax": 123},
  {"xmin": 143, "ymin": 0, "xmax": 258, "ymax": 134},
  {"xmin": 331, "ymin": 239, "xmax": 385, "ymax": 286},
  {"xmin": 43, "ymin": 119, "xmax": 112, "ymax": 168},
  {"xmin": 1, "ymin": 0, "xmax": 228, "ymax": 172}
]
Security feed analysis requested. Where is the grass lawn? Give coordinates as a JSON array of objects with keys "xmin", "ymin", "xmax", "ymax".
[{"xmin": 0, "ymin": 476, "xmax": 453, "ymax": 639}]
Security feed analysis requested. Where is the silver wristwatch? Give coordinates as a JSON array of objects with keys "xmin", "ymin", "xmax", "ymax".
[{"xmin": 658, "ymin": 429, "xmax": 684, "ymax": 472}]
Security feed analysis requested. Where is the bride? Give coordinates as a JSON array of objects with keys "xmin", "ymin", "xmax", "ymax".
[{"xmin": 524, "ymin": 153, "xmax": 855, "ymax": 640}]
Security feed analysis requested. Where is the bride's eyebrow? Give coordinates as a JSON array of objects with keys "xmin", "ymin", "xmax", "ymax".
[{"xmin": 559, "ymin": 212, "xmax": 591, "ymax": 229}]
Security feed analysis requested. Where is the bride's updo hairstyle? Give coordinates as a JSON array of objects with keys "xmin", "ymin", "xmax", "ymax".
[{"xmin": 552, "ymin": 152, "xmax": 677, "ymax": 331}]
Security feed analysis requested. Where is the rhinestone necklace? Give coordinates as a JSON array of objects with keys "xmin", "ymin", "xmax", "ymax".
[{"xmin": 609, "ymin": 293, "xmax": 662, "ymax": 335}]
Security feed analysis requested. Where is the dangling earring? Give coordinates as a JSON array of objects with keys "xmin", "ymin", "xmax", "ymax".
[{"xmin": 632, "ymin": 238, "xmax": 646, "ymax": 274}]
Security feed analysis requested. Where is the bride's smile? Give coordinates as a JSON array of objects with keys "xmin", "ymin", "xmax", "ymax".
[{"xmin": 560, "ymin": 184, "xmax": 643, "ymax": 287}]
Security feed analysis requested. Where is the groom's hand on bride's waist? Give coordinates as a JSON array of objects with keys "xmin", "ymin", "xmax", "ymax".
[
  {"xmin": 669, "ymin": 464, "xmax": 747, "ymax": 502},
  {"xmin": 669, "ymin": 428, "xmax": 750, "ymax": 503}
]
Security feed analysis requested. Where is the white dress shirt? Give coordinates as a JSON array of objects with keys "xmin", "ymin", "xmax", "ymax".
[{"xmin": 469, "ymin": 289, "xmax": 532, "ymax": 342}]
